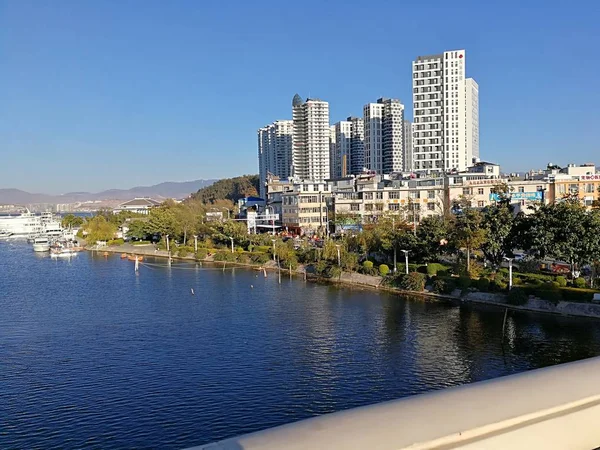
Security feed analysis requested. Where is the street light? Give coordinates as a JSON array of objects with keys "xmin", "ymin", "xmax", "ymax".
[
  {"xmin": 392, "ymin": 216, "xmax": 397, "ymax": 273},
  {"xmin": 335, "ymin": 244, "xmax": 341, "ymax": 267},
  {"xmin": 504, "ymin": 257, "xmax": 513, "ymax": 290},
  {"xmin": 193, "ymin": 235, "xmax": 198, "ymax": 253},
  {"xmin": 271, "ymin": 238, "xmax": 276, "ymax": 261},
  {"xmin": 401, "ymin": 250, "xmax": 409, "ymax": 275},
  {"xmin": 166, "ymin": 234, "xmax": 170, "ymax": 252},
  {"xmin": 229, "ymin": 236, "xmax": 234, "ymax": 253}
]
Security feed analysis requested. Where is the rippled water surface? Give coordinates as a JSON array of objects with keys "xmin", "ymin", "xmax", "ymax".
[{"xmin": 2, "ymin": 243, "xmax": 600, "ymax": 448}]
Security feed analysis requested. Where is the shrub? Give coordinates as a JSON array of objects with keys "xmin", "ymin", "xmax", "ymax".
[
  {"xmin": 426, "ymin": 263, "xmax": 446, "ymax": 276},
  {"xmin": 398, "ymin": 272, "xmax": 426, "ymax": 292},
  {"xmin": 507, "ymin": 287, "xmax": 528, "ymax": 306},
  {"xmin": 438, "ymin": 269, "xmax": 450, "ymax": 277},
  {"xmin": 456, "ymin": 276, "xmax": 472, "ymax": 290},
  {"xmin": 476, "ymin": 277, "xmax": 491, "ymax": 292},
  {"xmin": 237, "ymin": 253, "xmax": 250, "ymax": 264},
  {"xmin": 512, "ymin": 277, "xmax": 522, "ymax": 286},
  {"xmin": 379, "ymin": 264, "xmax": 390, "ymax": 277},
  {"xmin": 254, "ymin": 245, "xmax": 271, "ymax": 253},
  {"xmin": 132, "ymin": 240, "xmax": 151, "ymax": 246},
  {"xmin": 362, "ymin": 260, "xmax": 374, "ymax": 275},
  {"xmin": 177, "ymin": 247, "xmax": 189, "ymax": 257},
  {"xmin": 249, "ymin": 252, "xmax": 270, "ymax": 264},
  {"xmin": 491, "ymin": 280, "xmax": 508, "ymax": 292},
  {"xmin": 555, "ymin": 276, "xmax": 567, "ymax": 287},
  {"xmin": 195, "ymin": 248, "xmax": 208, "ymax": 260},
  {"xmin": 214, "ymin": 251, "xmax": 237, "ymax": 262},
  {"xmin": 107, "ymin": 238, "xmax": 124, "ymax": 246},
  {"xmin": 236, "ymin": 246, "xmax": 245, "ymax": 253},
  {"xmin": 560, "ymin": 287, "xmax": 596, "ymax": 303},
  {"xmin": 574, "ymin": 277, "xmax": 587, "ymax": 289},
  {"xmin": 432, "ymin": 277, "xmax": 456, "ymax": 295}
]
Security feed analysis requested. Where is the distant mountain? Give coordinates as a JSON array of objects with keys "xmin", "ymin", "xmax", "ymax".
[{"xmin": 0, "ymin": 179, "xmax": 217, "ymax": 205}]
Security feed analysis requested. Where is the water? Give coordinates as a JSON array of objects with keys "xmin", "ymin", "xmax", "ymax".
[{"xmin": 2, "ymin": 243, "xmax": 600, "ymax": 448}]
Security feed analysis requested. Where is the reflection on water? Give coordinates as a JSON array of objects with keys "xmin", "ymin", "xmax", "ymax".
[{"xmin": 2, "ymin": 242, "xmax": 600, "ymax": 448}]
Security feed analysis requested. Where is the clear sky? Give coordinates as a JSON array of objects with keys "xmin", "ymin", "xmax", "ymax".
[{"xmin": 1, "ymin": 0, "xmax": 599, "ymax": 194}]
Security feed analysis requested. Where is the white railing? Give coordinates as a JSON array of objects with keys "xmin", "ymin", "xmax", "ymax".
[{"xmin": 191, "ymin": 356, "xmax": 600, "ymax": 449}]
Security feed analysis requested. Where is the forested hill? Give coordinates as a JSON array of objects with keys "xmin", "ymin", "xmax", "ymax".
[{"xmin": 191, "ymin": 175, "xmax": 260, "ymax": 204}]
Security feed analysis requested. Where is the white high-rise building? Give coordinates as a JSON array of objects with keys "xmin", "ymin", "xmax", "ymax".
[
  {"xmin": 330, "ymin": 121, "xmax": 352, "ymax": 178},
  {"xmin": 381, "ymin": 98, "xmax": 405, "ymax": 173},
  {"xmin": 348, "ymin": 116, "xmax": 365, "ymax": 175},
  {"xmin": 403, "ymin": 119, "xmax": 413, "ymax": 172},
  {"xmin": 292, "ymin": 94, "xmax": 330, "ymax": 181},
  {"xmin": 257, "ymin": 120, "xmax": 293, "ymax": 198},
  {"xmin": 364, "ymin": 98, "xmax": 405, "ymax": 174},
  {"xmin": 363, "ymin": 102, "xmax": 383, "ymax": 173},
  {"xmin": 412, "ymin": 49, "xmax": 479, "ymax": 172}
]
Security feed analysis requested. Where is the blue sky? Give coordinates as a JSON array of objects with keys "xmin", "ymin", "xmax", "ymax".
[{"xmin": 1, "ymin": 0, "xmax": 598, "ymax": 194}]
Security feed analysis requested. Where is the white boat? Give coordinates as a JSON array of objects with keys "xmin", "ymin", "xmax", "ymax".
[
  {"xmin": 32, "ymin": 237, "xmax": 51, "ymax": 252},
  {"xmin": 41, "ymin": 212, "xmax": 63, "ymax": 238},
  {"xmin": 50, "ymin": 250, "xmax": 78, "ymax": 258},
  {"xmin": 0, "ymin": 230, "xmax": 14, "ymax": 240},
  {"xmin": 0, "ymin": 210, "xmax": 44, "ymax": 239}
]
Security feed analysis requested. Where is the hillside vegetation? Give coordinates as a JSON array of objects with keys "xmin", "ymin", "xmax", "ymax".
[{"xmin": 191, "ymin": 175, "xmax": 260, "ymax": 204}]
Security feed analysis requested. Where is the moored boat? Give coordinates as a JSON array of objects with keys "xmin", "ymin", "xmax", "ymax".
[{"xmin": 32, "ymin": 237, "xmax": 50, "ymax": 252}]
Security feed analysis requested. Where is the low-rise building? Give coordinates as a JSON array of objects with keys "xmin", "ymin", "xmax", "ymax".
[
  {"xmin": 114, "ymin": 198, "xmax": 161, "ymax": 215},
  {"xmin": 281, "ymin": 181, "xmax": 330, "ymax": 233}
]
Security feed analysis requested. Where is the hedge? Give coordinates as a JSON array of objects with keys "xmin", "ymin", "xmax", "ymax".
[
  {"xmin": 195, "ymin": 248, "xmax": 208, "ymax": 260},
  {"xmin": 107, "ymin": 239, "xmax": 124, "ymax": 246},
  {"xmin": 396, "ymin": 272, "xmax": 426, "ymax": 292},
  {"xmin": 132, "ymin": 240, "xmax": 151, "ymax": 246},
  {"xmin": 507, "ymin": 287, "xmax": 528, "ymax": 306},
  {"xmin": 213, "ymin": 251, "xmax": 237, "ymax": 262},
  {"xmin": 379, "ymin": 264, "xmax": 390, "ymax": 276},
  {"xmin": 431, "ymin": 276, "xmax": 456, "ymax": 295},
  {"xmin": 249, "ymin": 252, "xmax": 270, "ymax": 264},
  {"xmin": 574, "ymin": 277, "xmax": 587, "ymax": 288}
]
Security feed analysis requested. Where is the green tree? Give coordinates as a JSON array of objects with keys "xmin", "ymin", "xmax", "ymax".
[
  {"xmin": 147, "ymin": 206, "xmax": 179, "ymax": 237},
  {"xmin": 191, "ymin": 175, "xmax": 260, "ymax": 204},
  {"xmin": 451, "ymin": 205, "xmax": 486, "ymax": 273},
  {"xmin": 61, "ymin": 214, "xmax": 84, "ymax": 228},
  {"xmin": 83, "ymin": 216, "xmax": 118, "ymax": 243},
  {"xmin": 480, "ymin": 203, "xmax": 515, "ymax": 268},
  {"xmin": 126, "ymin": 220, "xmax": 149, "ymax": 240},
  {"xmin": 415, "ymin": 215, "xmax": 450, "ymax": 262}
]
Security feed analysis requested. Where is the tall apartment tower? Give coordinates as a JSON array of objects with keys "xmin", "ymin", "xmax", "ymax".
[
  {"xmin": 292, "ymin": 94, "xmax": 330, "ymax": 181},
  {"xmin": 363, "ymin": 102, "xmax": 383, "ymax": 173},
  {"xmin": 330, "ymin": 121, "xmax": 352, "ymax": 178},
  {"xmin": 364, "ymin": 98, "xmax": 405, "ymax": 174},
  {"xmin": 403, "ymin": 119, "xmax": 413, "ymax": 172},
  {"xmin": 412, "ymin": 49, "xmax": 479, "ymax": 172},
  {"xmin": 348, "ymin": 116, "xmax": 365, "ymax": 175},
  {"xmin": 257, "ymin": 120, "xmax": 293, "ymax": 198}
]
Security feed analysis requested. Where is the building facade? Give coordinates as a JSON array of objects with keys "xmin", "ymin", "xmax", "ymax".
[
  {"xmin": 348, "ymin": 116, "xmax": 365, "ymax": 175},
  {"xmin": 364, "ymin": 98, "xmax": 405, "ymax": 174},
  {"xmin": 403, "ymin": 120, "xmax": 413, "ymax": 172},
  {"xmin": 281, "ymin": 181, "xmax": 330, "ymax": 232},
  {"xmin": 330, "ymin": 121, "xmax": 352, "ymax": 179},
  {"xmin": 292, "ymin": 94, "xmax": 330, "ymax": 181},
  {"xmin": 257, "ymin": 120, "xmax": 293, "ymax": 198},
  {"xmin": 412, "ymin": 50, "xmax": 479, "ymax": 173}
]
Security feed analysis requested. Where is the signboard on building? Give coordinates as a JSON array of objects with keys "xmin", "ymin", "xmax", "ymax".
[
  {"xmin": 579, "ymin": 175, "xmax": 600, "ymax": 181},
  {"xmin": 489, "ymin": 192, "xmax": 543, "ymax": 202}
]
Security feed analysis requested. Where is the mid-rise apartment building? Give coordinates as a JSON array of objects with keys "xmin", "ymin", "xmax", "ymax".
[
  {"xmin": 403, "ymin": 120, "xmax": 413, "ymax": 172},
  {"xmin": 348, "ymin": 116, "xmax": 365, "ymax": 175},
  {"xmin": 330, "ymin": 121, "xmax": 352, "ymax": 179},
  {"xmin": 292, "ymin": 94, "xmax": 330, "ymax": 181},
  {"xmin": 257, "ymin": 120, "xmax": 293, "ymax": 198},
  {"xmin": 281, "ymin": 181, "xmax": 330, "ymax": 231},
  {"xmin": 412, "ymin": 50, "xmax": 479, "ymax": 173}
]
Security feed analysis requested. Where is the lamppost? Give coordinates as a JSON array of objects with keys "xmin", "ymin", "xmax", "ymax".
[
  {"xmin": 166, "ymin": 234, "xmax": 170, "ymax": 252},
  {"xmin": 401, "ymin": 249, "xmax": 409, "ymax": 275},
  {"xmin": 504, "ymin": 257, "xmax": 513, "ymax": 290},
  {"xmin": 271, "ymin": 238, "xmax": 276, "ymax": 261},
  {"xmin": 335, "ymin": 244, "xmax": 341, "ymax": 267},
  {"xmin": 193, "ymin": 235, "xmax": 198, "ymax": 253},
  {"xmin": 229, "ymin": 236, "xmax": 234, "ymax": 253},
  {"xmin": 392, "ymin": 216, "xmax": 397, "ymax": 273}
]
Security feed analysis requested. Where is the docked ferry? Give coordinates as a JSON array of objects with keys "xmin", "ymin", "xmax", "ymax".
[{"xmin": 0, "ymin": 210, "xmax": 44, "ymax": 239}]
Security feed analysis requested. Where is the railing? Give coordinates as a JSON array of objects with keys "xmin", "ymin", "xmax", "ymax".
[{"xmin": 191, "ymin": 357, "xmax": 600, "ymax": 449}]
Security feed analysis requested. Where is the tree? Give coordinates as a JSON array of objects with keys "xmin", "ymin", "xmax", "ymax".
[
  {"xmin": 61, "ymin": 214, "xmax": 84, "ymax": 228},
  {"xmin": 480, "ymin": 204, "xmax": 515, "ymax": 267},
  {"xmin": 415, "ymin": 215, "xmax": 451, "ymax": 262},
  {"xmin": 82, "ymin": 216, "xmax": 117, "ymax": 243},
  {"xmin": 450, "ymin": 205, "xmax": 486, "ymax": 273},
  {"xmin": 126, "ymin": 220, "xmax": 149, "ymax": 240},
  {"xmin": 175, "ymin": 204, "xmax": 198, "ymax": 245},
  {"xmin": 191, "ymin": 175, "xmax": 260, "ymax": 204},
  {"xmin": 147, "ymin": 206, "xmax": 178, "ymax": 237}
]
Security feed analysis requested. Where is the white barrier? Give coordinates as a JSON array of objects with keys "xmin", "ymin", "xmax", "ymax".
[{"xmin": 192, "ymin": 357, "xmax": 600, "ymax": 449}]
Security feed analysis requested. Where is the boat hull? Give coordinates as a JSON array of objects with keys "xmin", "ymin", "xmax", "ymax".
[{"xmin": 33, "ymin": 243, "xmax": 50, "ymax": 252}]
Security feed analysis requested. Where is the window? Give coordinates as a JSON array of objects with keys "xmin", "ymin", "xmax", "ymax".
[
  {"xmin": 428, "ymin": 190, "xmax": 436, "ymax": 199},
  {"xmin": 427, "ymin": 203, "xmax": 436, "ymax": 211},
  {"xmin": 463, "ymin": 188, "xmax": 472, "ymax": 195},
  {"xmin": 351, "ymin": 204, "xmax": 360, "ymax": 211},
  {"xmin": 389, "ymin": 204, "xmax": 399, "ymax": 211},
  {"xmin": 477, "ymin": 188, "xmax": 484, "ymax": 195},
  {"xmin": 518, "ymin": 186, "xmax": 525, "ymax": 193},
  {"xmin": 586, "ymin": 183, "xmax": 595, "ymax": 193},
  {"xmin": 375, "ymin": 192, "xmax": 383, "ymax": 200},
  {"xmin": 478, "ymin": 201, "xmax": 485, "ymax": 208},
  {"xmin": 365, "ymin": 204, "xmax": 373, "ymax": 211},
  {"xmin": 364, "ymin": 192, "xmax": 373, "ymax": 200},
  {"xmin": 375, "ymin": 204, "xmax": 384, "ymax": 211},
  {"xmin": 389, "ymin": 191, "xmax": 400, "ymax": 199}
]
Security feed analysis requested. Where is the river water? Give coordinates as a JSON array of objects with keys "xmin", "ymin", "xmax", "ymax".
[{"xmin": 2, "ymin": 242, "xmax": 600, "ymax": 448}]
